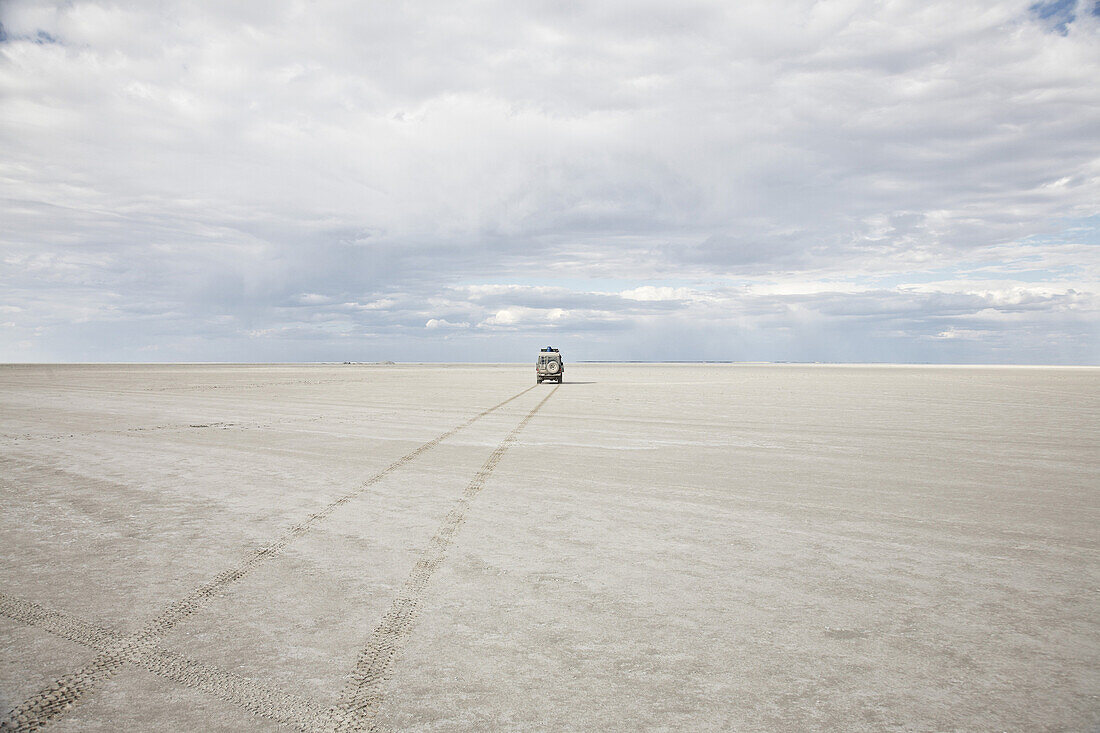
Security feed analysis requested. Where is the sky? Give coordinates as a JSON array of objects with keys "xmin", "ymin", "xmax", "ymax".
[{"xmin": 1, "ymin": 0, "xmax": 1098, "ymax": 363}]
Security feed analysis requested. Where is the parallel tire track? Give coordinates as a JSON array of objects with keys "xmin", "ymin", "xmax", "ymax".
[
  {"xmin": 1, "ymin": 385, "xmax": 536, "ymax": 732},
  {"xmin": 332, "ymin": 385, "xmax": 559, "ymax": 731}
]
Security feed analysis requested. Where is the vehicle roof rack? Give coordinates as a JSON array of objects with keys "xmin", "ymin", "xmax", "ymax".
[{"xmin": 540, "ymin": 346, "xmax": 559, "ymax": 352}]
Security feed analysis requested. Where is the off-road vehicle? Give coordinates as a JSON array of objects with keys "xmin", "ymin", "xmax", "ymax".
[{"xmin": 536, "ymin": 347, "xmax": 564, "ymax": 383}]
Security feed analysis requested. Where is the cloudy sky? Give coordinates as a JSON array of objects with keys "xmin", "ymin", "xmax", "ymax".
[{"xmin": 1, "ymin": 0, "xmax": 1098, "ymax": 363}]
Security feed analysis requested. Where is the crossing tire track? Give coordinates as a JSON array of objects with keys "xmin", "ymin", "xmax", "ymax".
[
  {"xmin": 331, "ymin": 385, "xmax": 559, "ymax": 731},
  {"xmin": 0, "ymin": 593, "xmax": 334, "ymax": 732},
  {"xmin": 1, "ymin": 385, "xmax": 536, "ymax": 732}
]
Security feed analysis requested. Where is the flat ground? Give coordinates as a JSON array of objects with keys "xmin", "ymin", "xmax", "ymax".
[{"xmin": 0, "ymin": 363, "xmax": 1097, "ymax": 732}]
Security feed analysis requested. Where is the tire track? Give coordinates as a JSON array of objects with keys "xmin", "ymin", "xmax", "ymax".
[
  {"xmin": 1, "ymin": 385, "xmax": 537, "ymax": 732},
  {"xmin": 331, "ymin": 385, "xmax": 559, "ymax": 731},
  {"xmin": 0, "ymin": 593, "xmax": 330, "ymax": 731}
]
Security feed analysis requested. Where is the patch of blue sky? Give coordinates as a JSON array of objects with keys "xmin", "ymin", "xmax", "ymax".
[
  {"xmin": 0, "ymin": 26, "xmax": 61, "ymax": 44},
  {"xmin": 862, "ymin": 262, "xmax": 1084, "ymax": 288},
  {"xmin": 1029, "ymin": 0, "xmax": 1082, "ymax": 34},
  {"xmin": 963, "ymin": 267, "xmax": 1083, "ymax": 282},
  {"xmin": 1021, "ymin": 214, "xmax": 1100, "ymax": 247}
]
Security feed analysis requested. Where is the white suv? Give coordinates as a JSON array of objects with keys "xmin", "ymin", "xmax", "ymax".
[{"xmin": 535, "ymin": 347, "xmax": 564, "ymax": 384}]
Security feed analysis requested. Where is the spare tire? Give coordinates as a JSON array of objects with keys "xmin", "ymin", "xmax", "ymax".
[{"xmin": 547, "ymin": 361, "xmax": 559, "ymax": 374}]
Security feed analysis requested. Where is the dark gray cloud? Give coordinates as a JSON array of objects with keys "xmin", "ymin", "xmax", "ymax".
[{"xmin": 0, "ymin": 0, "xmax": 1097, "ymax": 363}]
